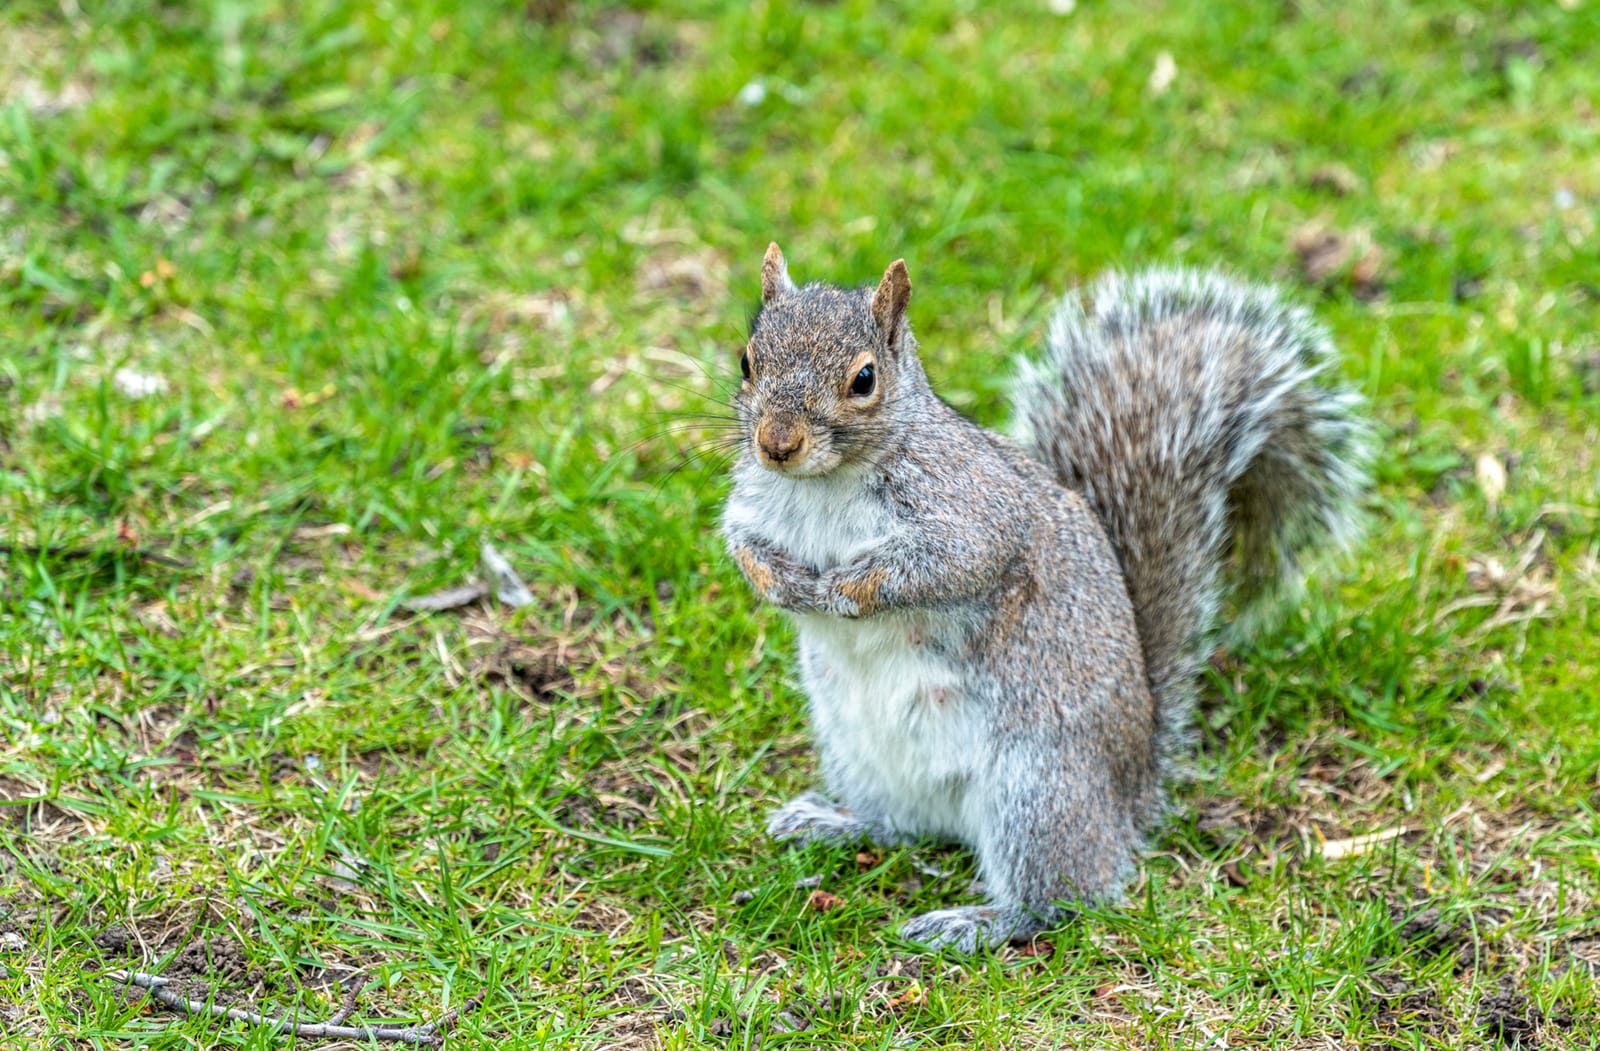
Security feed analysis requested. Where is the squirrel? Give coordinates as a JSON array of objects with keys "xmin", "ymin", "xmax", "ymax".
[{"xmin": 721, "ymin": 243, "xmax": 1368, "ymax": 952}]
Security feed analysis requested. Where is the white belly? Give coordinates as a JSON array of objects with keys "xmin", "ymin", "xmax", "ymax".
[
  {"xmin": 725, "ymin": 465, "xmax": 985, "ymax": 841},
  {"xmin": 723, "ymin": 467, "xmax": 882, "ymax": 570},
  {"xmin": 798, "ymin": 614, "xmax": 983, "ymax": 842}
]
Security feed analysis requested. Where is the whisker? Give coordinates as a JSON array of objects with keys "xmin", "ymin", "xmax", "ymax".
[
  {"xmin": 650, "ymin": 443, "xmax": 741, "ymax": 495},
  {"xmin": 620, "ymin": 361, "xmax": 740, "ymax": 413}
]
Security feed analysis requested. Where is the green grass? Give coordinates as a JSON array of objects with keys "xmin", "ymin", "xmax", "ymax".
[{"xmin": 2, "ymin": 0, "xmax": 1597, "ymax": 1047}]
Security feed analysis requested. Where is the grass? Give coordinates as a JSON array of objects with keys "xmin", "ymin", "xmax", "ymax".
[{"xmin": 1, "ymin": 0, "xmax": 1597, "ymax": 1047}]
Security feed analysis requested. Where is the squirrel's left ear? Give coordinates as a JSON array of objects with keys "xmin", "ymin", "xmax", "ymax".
[
  {"xmin": 872, "ymin": 259, "xmax": 913, "ymax": 355},
  {"xmin": 761, "ymin": 243, "xmax": 797, "ymax": 304}
]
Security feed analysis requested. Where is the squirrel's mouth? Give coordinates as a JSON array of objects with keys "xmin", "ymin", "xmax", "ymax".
[
  {"xmin": 754, "ymin": 415, "xmax": 826, "ymax": 475},
  {"xmin": 752, "ymin": 436, "xmax": 840, "ymax": 478}
]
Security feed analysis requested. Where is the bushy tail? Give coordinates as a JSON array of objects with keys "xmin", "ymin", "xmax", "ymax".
[{"xmin": 1012, "ymin": 268, "xmax": 1369, "ymax": 757}]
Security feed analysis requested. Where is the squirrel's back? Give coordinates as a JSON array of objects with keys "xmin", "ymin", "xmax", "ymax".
[{"xmin": 1012, "ymin": 268, "xmax": 1369, "ymax": 761}]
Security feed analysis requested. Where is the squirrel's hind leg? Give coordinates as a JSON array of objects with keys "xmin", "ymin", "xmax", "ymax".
[
  {"xmin": 766, "ymin": 791, "xmax": 906, "ymax": 847},
  {"xmin": 898, "ymin": 732, "xmax": 1150, "ymax": 952}
]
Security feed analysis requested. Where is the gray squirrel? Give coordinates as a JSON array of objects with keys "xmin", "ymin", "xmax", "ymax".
[{"xmin": 721, "ymin": 244, "xmax": 1368, "ymax": 952}]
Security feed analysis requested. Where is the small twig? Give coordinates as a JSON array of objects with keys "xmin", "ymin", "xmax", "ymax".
[
  {"xmin": 0, "ymin": 544, "xmax": 193, "ymax": 570},
  {"xmin": 112, "ymin": 971, "xmax": 482, "ymax": 1045},
  {"xmin": 327, "ymin": 973, "xmax": 370, "ymax": 1026},
  {"xmin": 412, "ymin": 992, "xmax": 487, "ymax": 1039}
]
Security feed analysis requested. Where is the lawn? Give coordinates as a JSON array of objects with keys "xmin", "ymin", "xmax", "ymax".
[{"xmin": 1, "ymin": 1, "xmax": 1598, "ymax": 1047}]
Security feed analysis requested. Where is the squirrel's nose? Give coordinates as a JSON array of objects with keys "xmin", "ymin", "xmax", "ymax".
[{"xmin": 757, "ymin": 422, "xmax": 807, "ymax": 465}]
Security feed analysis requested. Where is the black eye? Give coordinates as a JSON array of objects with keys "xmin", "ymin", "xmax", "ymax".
[
  {"xmin": 740, "ymin": 351, "xmax": 751, "ymax": 380},
  {"xmin": 849, "ymin": 364, "xmax": 875, "ymax": 397}
]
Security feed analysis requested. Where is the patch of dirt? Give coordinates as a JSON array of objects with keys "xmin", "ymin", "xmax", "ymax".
[
  {"xmin": 1291, "ymin": 222, "xmax": 1386, "ymax": 300},
  {"xmin": 1367, "ymin": 974, "xmax": 1457, "ymax": 1045},
  {"xmin": 587, "ymin": 974, "xmax": 659, "ymax": 1008},
  {"xmin": 1491, "ymin": 37, "xmax": 1545, "ymax": 76},
  {"xmin": 573, "ymin": 9, "xmax": 690, "ymax": 70},
  {"xmin": 456, "ymin": 604, "xmax": 673, "ymax": 706},
  {"xmin": 563, "ymin": 896, "xmax": 636, "ymax": 938},
  {"xmin": 459, "ymin": 288, "xmax": 577, "ymax": 366},
  {"xmin": 77, "ymin": 915, "xmax": 426, "ymax": 1037},
  {"xmin": 111, "ymin": 974, "xmax": 214, "ymax": 1010},
  {"xmin": 477, "ymin": 633, "xmax": 577, "ymax": 698},
  {"xmin": 1562, "ymin": 935, "xmax": 1600, "ymax": 976},
  {"xmin": 0, "ymin": 25, "xmax": 91, "ymax": 118},
  {"xmin": 635, "ymin": 247, "xmax": 728, "ymax": 305},
  {"xmin": 1576, "ymin": 347, "xmax": 1600, "ymax": 397},
  {"xmin": 164, "ymin": 935, "xmax": 263, "ymax": 986},
  {"xmin": 1306, "ymin": 163, "xmax": 1361, "ymax": 196},
  {"xmin": 1389, "ymin": 902, "xmax": 1509, "ymax": 972},
  {"xmin": 1477, "ymin": 984, "xmax": 1576, "ymax": 1049},
  {"xmin": 2, "ymin": 794, "xmax": 74, "ymax": 836},
  {"xmin": 1191, "ymin": 795, "xmax": 1300, "ymax": 852},
  {"xmin": 874, "ymin": 954, "xmax": 925, "ymax": 982},
  {"xmin": 89, "ymin": 925, "xmax": 269, "ymax": 983},
  {"xmin": 585, "ymin": 971, "xmax": 681, "ymax": 1049},
  {"xmin": 379, "ymin": 568, "xmax": 672, "ymax": 707},
  {"xmin": 551, "ymin": 770, "xmax": 659, "ymax": 832},
  {"xmin": 93, "ymin": 926, "xmax": 137, "ymax": 959}
]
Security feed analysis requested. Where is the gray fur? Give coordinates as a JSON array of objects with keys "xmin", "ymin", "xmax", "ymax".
[
  {"xmin": 1013, "ymin": 268, "xmax": 1370, "ymax": 763},
  {"xmin": 722, "ymin": 252, "xmax": 1368, "ymax": 952}
]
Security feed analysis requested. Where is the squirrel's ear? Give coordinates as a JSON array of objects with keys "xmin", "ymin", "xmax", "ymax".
[
  {"xmin": 761, "ymin": 242, "xmax": 796, "ymax": 304},
  {"xmin": 871, "ymin": 259, "xmax": 913, "ymax": 352}
]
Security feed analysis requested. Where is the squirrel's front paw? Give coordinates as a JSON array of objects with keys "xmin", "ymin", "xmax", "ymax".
[
  {"xmin": 732, "ymin": 544, "xmax": 820, "ymax": 612},
  {"xmin": 766, "ymin": 792, "xmax": 868, "ymax": 845},
  {"xmin": 816, "ymin": 564, "xmax": 886, "ymax": 618}
]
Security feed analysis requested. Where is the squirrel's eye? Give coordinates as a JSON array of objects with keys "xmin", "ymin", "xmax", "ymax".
[
  {"xmin": 849, "ymin": 364, "xmax": 876, "ymax": 397},
  {"xmin": 740, "ymin": 351, "xmax": 751, "ymax": 380}
]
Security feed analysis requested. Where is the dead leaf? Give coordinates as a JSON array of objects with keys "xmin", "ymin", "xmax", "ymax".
[
  {"xmin": 401, "ymin": 581, "xmax": 491, "ymax": 613},
  {"xmin": 1316, "ymin": 826, "xmax": 1413, "ymax": 860},
  {"xmin": 588, "ymin": 357, "xmax": 627, "ymax": 395},
  {"xmin": 807, "ymin": 890, "xmax": 845, "ymax": 913},
  {"xmin": 281, "ymin": 384, "xmax": 337, "ymax": 409},
  {"xmin": 337, "ymin": 578, "xmax": 382, "ymax": 603},
  {"xmin": 480, "ymin": 544, "xmax": 535, "ymax": 607},
  {"xmin": 1292, "ymin": 223, "xmax": 1386, "ymax": 300},
  {"xmin": 884, "ymin": 981, "xmax": 925, "ymax": 1010},
  {"xmin": 292, "ymin": 525, "xmax": 350, "ymax": 544}
]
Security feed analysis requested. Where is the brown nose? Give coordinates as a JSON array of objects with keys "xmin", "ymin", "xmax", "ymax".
[{"xmin": 757, "ymin": 421, "xmax": 806, "ymax": 464}]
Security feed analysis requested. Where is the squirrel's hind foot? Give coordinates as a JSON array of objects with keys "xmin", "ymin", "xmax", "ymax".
[{"xmin": 899, "ymin": 904, "xmax": 1048, "ymax": 954}]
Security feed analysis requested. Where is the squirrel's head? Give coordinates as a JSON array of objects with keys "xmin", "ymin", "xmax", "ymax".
[{"xmin": 736, "ymin": 243, "xmax": 921, "ymax": 478}]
